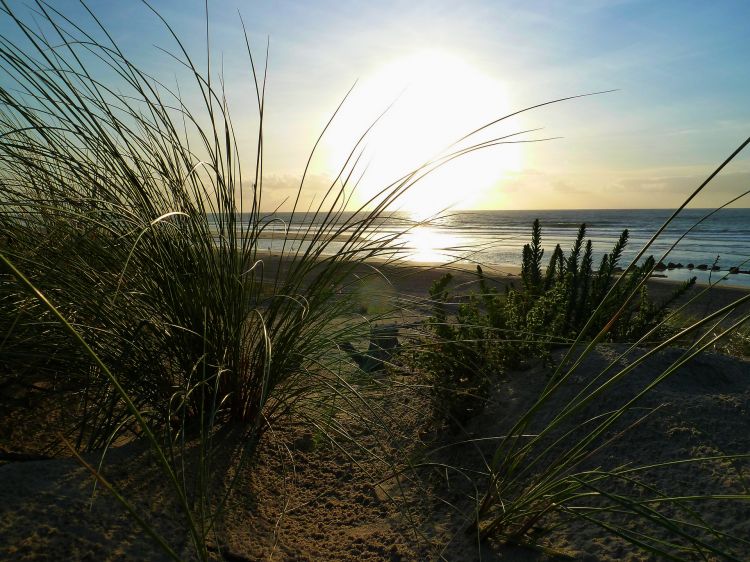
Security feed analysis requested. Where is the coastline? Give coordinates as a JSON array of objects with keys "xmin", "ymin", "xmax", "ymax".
[
  {"xmin": 242, "ymin": 208, "xmax": 750, "ymax": 291},
  {"xmin": 257, "ymin": 251, "xmax": 750, "ymax": 320}
]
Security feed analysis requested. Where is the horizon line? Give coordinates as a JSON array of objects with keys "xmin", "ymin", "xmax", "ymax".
[{"xmin": 251, "ymin": 207, "xmax": 750, "ymax": 213}]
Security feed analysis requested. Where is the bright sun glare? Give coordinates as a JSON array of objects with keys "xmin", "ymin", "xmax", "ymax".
[{"xmin": 323, "ymin": 50, "xmax": 523, "ymax": 218}]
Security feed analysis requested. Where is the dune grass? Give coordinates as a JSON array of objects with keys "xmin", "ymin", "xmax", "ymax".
[
  {"xmin": 399, "ymin": 185, "xmax": 749, "ymax": 557},
  {"xmin": 0, "ymin": 1, "xmax": 552, "ymax": 558},
  {"xmin": 1, "ymin": 2, "xmax": 749, "ymax": 561},
  {"xmin": 439, "ymin": 140, "xmax": 750, "ymax": 557}
]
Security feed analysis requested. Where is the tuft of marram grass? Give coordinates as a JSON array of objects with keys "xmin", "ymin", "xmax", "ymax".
[
  {"xmin": 0, "ymin": 0, "xmax": 557, "ymax": 558},
  {"xmin": 462, "ymin": 139, "xmax": 750, "ymax": 557}
]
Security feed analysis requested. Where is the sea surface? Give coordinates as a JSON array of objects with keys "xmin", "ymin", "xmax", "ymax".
[{"xmin": 212, "ymin": 208, "xmax": 750, "ymax": 287}]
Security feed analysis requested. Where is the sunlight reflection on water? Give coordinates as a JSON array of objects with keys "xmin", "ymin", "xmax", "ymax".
[{"xmin": 398, "ymin": 226, "xmax": 463, "ymax": 263}]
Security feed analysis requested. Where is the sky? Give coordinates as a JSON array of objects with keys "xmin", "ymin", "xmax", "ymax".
[{"xmin": 3, "ymin": 0, "xmax": 750, "ymax": 212}]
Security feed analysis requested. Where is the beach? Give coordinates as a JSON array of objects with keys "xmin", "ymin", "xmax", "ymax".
[
  {"xmin": 238, "ymin": 209, "xmax": 750, "ymax": 289},
  {"xmin": 1, "ymin": 259, "xmax": 748, "ymax": 561},
  {"xmin": 2, "ymin": 0, "xmax": 750, "ymax": 558}
]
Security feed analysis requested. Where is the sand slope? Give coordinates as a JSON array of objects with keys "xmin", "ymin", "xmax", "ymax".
[{"xmin": 1, "ymin": 346, "xmax": 748, "ymax": 561}]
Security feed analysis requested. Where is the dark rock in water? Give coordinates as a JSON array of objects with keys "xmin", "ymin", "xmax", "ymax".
[
  {"xmin": 697, "ymin": 264, "xmax": 708, "ymax": 270},
  {"xmin": 654, "ymin": 262, "xmax": 667, "ymax": 271},
  {"xmin": 711, "ymin": 265, "xmax": 720, "ymax": 271},
  {"xmin": 675, "ymin": 263, "xmax": 683, "ymax": 268},
  {"xmin": 729, "ymin": 266, "xmax": 740, "ymax": 274},
  {"xmin": 667, "ymin": 262, "xmax": 676, "ymax": 269},
  {"xmin": 687, "ymin": 263, "xmax": 694, "ymax": 269}
]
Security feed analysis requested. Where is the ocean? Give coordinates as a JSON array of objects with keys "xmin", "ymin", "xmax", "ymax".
[{"xmin": 216, "ymin": 208, "xmax": 750, "ymax": 288}]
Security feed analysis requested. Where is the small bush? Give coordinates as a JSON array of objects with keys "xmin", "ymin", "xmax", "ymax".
[
  {"xmin": 420, "ymin": 272, "xmax": 496, "ymax": 425},
  {"xmin": 505, "ymin": 219, "xmax": 696, "ymax": 354},
  {"xmin": 421, "ymin": 219, "xmax": 696, "ymax": 424}
]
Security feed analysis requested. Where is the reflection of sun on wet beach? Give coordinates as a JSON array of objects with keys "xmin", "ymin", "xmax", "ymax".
[{"xmin": 399, "ymin": 226, "xmax": 462, "ymax": 264}]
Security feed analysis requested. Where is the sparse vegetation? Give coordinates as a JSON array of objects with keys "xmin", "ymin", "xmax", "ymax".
[{"xmin": 420, "ymin": 219, "xmax": 697, "ymax": 425}]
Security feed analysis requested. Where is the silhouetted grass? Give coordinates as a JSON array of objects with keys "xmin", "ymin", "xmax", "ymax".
[{"xmin": 1, "ymin": 1, "xmax": 749, "ymax": 560}]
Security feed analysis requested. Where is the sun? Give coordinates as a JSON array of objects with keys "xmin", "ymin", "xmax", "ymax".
[{"xmin": 321, "ymin": 50, "xmax": 523, "ymax": 218}]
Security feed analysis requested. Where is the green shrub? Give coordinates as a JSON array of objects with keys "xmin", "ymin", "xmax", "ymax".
[
  {"xmin": 420, "ymin": 272, "xmax": 496, "ymax": 425},
  {"xmin": 421, "ymin": 219, "xmax": 696, "ymax": 425},
  {"xmin": 506, "ymin": 219, "xmax": 695, "ymax": 357}
]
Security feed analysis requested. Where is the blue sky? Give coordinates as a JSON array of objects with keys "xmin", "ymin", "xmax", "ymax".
[{"xmin": 3, "ymin": 0, "xmax": 749, "ymax": 210}]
